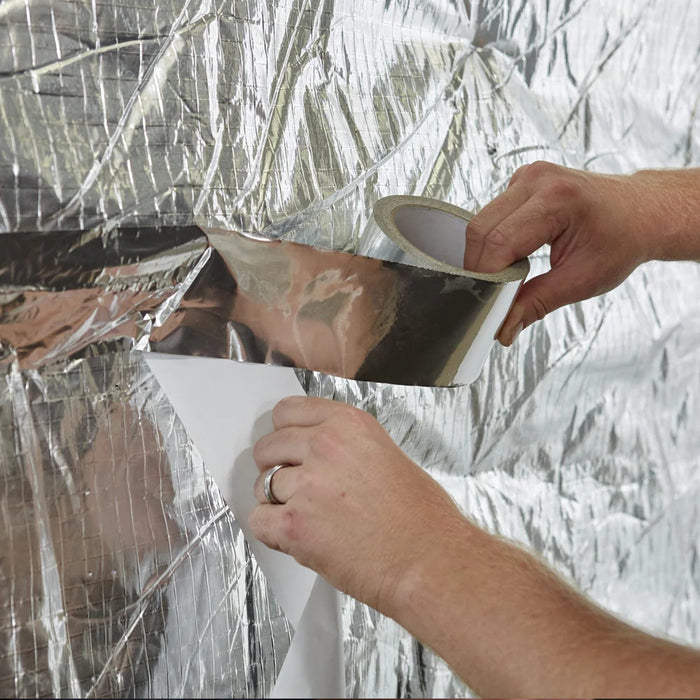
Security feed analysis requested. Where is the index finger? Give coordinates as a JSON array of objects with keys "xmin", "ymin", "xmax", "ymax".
[
  {"xmin": 272, "ymin": 395, "xmax": 348, "ymax": 429},
  {"xmin": 464, "ymin": 181, "xmax": 530, "ymax": 271}
]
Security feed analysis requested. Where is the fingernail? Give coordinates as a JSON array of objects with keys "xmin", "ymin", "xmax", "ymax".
[{"xmin": 509, "ymin": 321, "xmax": 524, "ymax": 345}]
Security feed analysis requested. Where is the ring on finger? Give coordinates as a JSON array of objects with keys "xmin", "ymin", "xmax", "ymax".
[{"xmin": 264, "ymin": 464, "xmax": 290, "ymax": 505}]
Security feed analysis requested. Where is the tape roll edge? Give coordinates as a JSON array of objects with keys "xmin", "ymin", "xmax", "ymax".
[{"xmin": 373, "ymin": 195, "xmax": 530, "ymax": 283}]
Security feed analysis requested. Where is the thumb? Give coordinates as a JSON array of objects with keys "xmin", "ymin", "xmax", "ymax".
[{"xmin": 497, "ymin": 267, "xmax": 576, "ymax": 346}]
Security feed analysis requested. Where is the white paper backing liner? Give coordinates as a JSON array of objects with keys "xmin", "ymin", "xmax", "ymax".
[
  {"xmin": 1, "ymin": 0, "xmax": 699, "ymax": 697},
  {"xmin": 144, "ymin": 355, "xmax": 345, "ymax": 698}
]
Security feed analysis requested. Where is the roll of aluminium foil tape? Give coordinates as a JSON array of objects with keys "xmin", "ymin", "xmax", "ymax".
[{"xmin": 360, "ymin": 195, "xmax": 529, "ymax": 384}]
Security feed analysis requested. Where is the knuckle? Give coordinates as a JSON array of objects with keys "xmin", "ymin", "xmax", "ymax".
[
  {"xmin": 509, "ymin": 163, "xmax": 530, "ymax": 186},
  {"xmin": 483, "ymin": 226, "xmax": 513, "ymax": 257},
  {"xmin": 529, "ymin": 196, "xmax": 569, "ymax": 243},
  {"xmin": 465, "ymin": 218, "xmax": 487, "ymax": 242},
  {"xmin": 544, "ymin": 209, "xmax": 569, "ymax": 239},
  {"xmin": 310, "ymin": 425, "xmax": 341, "ymax": 456},
  {"xmin": 531, "ymin": 294, "xmax": 550, "ymax": 321},
  {"xmin": 543, "ymin": 177, "xmax": 579, "ymax": 202},
  {"xmin": 524, "ymin": 160, "xmax": 555, "ymax": 181},
  {"xmin": 273, "ymin": 395, "xmax": 303, "ymax": 422},
  {"xmin": 281, "ymin": 507, "xmax": 305, "ymax": 541},
  {"xmin": 343, "ymin": 405, "xmax": 374, "ymax": 429},
  {"xmin": 336, "ymin": 406, "xmax": 378, "ymax": 440}
]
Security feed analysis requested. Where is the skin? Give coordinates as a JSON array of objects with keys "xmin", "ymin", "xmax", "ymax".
[
  {"xmin": 465, "ymin": 162, "xmax": 700, "ymax": 345},
  {"xmin": 250, "ymin": 162, "xmax": 700, "ymax": 697}
]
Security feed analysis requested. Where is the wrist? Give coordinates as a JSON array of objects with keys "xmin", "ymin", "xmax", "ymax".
[
  {"xmin": 628, "ymin": 168, "xmax": 700, "ymax": 262},
  {"xmin": 384, "ymin": 516, "xmax": 481, "ymax": 645}
]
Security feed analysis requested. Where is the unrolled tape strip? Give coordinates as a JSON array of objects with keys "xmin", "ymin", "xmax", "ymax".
[{"xmin": 6, "ymin": 196, "xmax": 529, "ymax": 388}]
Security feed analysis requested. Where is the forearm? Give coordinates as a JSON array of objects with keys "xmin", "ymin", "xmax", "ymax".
[
  {"xmin": 390, "ymin": 520, "xmax": 700, "ymax": 698},
  {"xmin": 249, "ymin": 395, "xmax": 700, "ymax": 695},
  {"xmin": 631, "ymin": 168, "xmax": 700, "ymax": 262}
]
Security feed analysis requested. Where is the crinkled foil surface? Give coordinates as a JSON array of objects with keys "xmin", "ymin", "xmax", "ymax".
[{"xmin": 1, "ymin": 1, "xmax": 699, "ymax": 696}]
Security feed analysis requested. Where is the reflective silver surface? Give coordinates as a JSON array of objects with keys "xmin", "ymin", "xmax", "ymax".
[
  {"xmin": 1, "ymin": 224, "xmax": 525, "ymax": 386},
  {"xmin": 1, "ymin": 352, "xmax": 289, "ymax": 697},
  {"xmin": 1, "ymin": 0, "xmax": 699, "ymax": 697}
]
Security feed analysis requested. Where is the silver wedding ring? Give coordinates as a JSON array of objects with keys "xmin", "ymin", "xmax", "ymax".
[{"xmin": 263, "ymin": 464, "xmax": 289, "ymax": 505}]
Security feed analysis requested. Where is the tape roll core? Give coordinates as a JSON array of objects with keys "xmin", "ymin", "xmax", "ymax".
[{"xmin": 370, "ymin": 195, "xmax": 529, "ymax": 282}]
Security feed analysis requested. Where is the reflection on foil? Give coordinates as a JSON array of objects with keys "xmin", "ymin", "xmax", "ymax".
[
  {"xmin": 1, "ymin": 226, "xmax": 525, "ymax": 387},
  {"xmin": 1, "ymin": 0, "xmax": 699, "ymax": 697},
  {"xmin": 0, "ymin": 226, "xmax": 209, "ymax": 369}
]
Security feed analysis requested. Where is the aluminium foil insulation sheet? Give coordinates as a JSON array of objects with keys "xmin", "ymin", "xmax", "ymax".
[{"xmin": 1, "ymin": 0, "xmax": 699, "ymax": 697}]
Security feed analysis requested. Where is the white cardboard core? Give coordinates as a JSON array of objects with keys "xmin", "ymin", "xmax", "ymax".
[{"xmin": 392, "ymin": 205, "xmax": 467, "ymax": 268}]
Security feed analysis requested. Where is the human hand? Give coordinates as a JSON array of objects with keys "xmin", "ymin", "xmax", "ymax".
[
  {"xmin": 465, "ymin": 162, "xmax": 699, "ymax": 345},
  {"xmin": 249, "ymin": 396, "xmax": 468, "ymax": 616},
  {"xmin": 249, "ymin": 400, "xmax": 700, "ymax": 700}
]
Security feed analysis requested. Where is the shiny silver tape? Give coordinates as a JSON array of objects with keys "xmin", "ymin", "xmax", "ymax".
[
  {"xmin": 1, "ymin": 218, "xmax": 527, "ymax": 387},
  {"xmin": 0, "ymin": 226, "xmax": 210, "ymax": 368}
]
